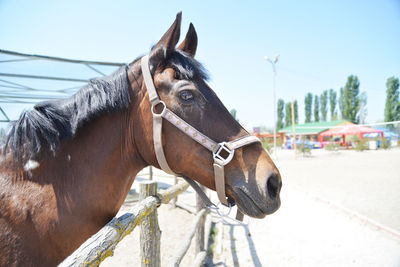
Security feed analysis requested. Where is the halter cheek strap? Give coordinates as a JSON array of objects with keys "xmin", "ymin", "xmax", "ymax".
[{"xmin": 140, "ymin": 55, "xmax": 261, "ymax": 220}]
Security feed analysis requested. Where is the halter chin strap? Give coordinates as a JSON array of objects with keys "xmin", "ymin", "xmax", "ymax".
[{"xmin": 140, "ymin": 55, "xmax": 261, "ymax": 220}]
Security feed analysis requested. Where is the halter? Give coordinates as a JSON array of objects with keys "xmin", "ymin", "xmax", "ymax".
[{"xmin": 139, "ymin": 55, "xmax": 261, "ymax": 221}]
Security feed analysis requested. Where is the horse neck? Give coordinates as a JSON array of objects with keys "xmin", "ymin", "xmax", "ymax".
[{"xmin": 36, "ymin": 109, "xmax": 146, "ymax": 219}]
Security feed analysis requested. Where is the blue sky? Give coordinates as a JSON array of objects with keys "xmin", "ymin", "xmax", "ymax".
[{"xmin": 1, "ymin": 0, "xmax": 400, "ymax": 130}]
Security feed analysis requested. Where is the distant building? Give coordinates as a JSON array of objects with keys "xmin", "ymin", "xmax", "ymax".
[
  {"xmin": 253, "ymin": 127, "xmax": 260, "ymax": 134},
  {"xmin": 252, "ymin": 129, "xmax": 284, "ymax": 145},
  {"xmin": 278, "ymin": 120, "xmax": 353, "ymax": 146}
]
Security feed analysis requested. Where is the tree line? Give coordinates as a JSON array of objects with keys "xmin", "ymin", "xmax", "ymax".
[{"xmin": 276, "ymin": 75, "xmax": 400, "ymax": 130}]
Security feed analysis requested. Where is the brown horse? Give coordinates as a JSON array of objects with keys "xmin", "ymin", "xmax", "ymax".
[{"xmin": 0, "ymin": 13, "xmax": 281, "ymax": 266}]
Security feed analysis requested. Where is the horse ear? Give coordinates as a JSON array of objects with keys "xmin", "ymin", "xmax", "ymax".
[
  {"xmin": 178, "ymin": 23, "xmax": 197, "ymax": 58},
  {"xmin": 149, "ymin": 12, "xmax": 182, "ymax": 69}
]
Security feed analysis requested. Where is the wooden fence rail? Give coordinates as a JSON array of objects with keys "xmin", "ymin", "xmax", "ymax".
[
  {"xmin": 60, "ymin": 181, "xmax": 189, "ymax": 267},
  {"xmin": 169, "ymin": 208, "xmax": 208, "ymax": 267}
]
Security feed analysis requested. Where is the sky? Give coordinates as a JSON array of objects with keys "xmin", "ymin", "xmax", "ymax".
[{"xmin": 1, "ymin": 0, "xmax": 400, "ymax": 130}]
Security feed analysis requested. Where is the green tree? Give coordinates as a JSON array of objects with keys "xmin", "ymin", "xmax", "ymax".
[
  {"xmin": 320, "ymin": 90, "xmax": 328, "ymax": 121},
  {"xmin": 314, "ymin": 95, "xmax": 320, "ymax": 122},
  {"xmin": 340, "ymin": 75, "xmax": 361, "ymax": 123},
  {"xmin": 359, "ymin": 91, "xmax": 367, "ymax": 124},
  {"xmin": 329, "ymin": 88, "xmax": 337, "ymax": 120},
  {"xmin": 230, "ymin": 109, "xmax": 236, "ymax": 119},
  {"xmin": 230, "ymin": 109, "xmax": 238, "ymax": 122},
  {"xmin": 339, "ymin": 87, "xmax": 344, "ymax": 119},
  {"xmin": 284, "ymin": 101, "xmax": 298, "ymax": 126},
  {"xmin": 277, "ymin": 99, "xmax": 285, "ymax": 130},
  {"xmin": 384, "ymin": 77, "xmax": 400, "ymax": 123},
  {"xmin": 294, "ymin": 100, "xmax": 299, "ymax": 124},
  {"xmin": 304, "ymin": 93, "xmax": 313, "ymax": 123},
  {"xmin": 285, "ymin": 102, "xmax": 292, "ymax": 127}
]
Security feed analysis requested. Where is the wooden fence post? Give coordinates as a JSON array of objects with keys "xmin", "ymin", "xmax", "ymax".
[
  {"xmin": 171, "ymin": 176, "xmax": 178, "ymax": 208},
  {"xmin": 149, "ymin": 166, "xmax": 153, "ymax": 180},
  {"xmin": 195, "ymin": 185, "xmax": 206, "ymax": 254},
  {"xmin": 139, "ymin": 181, "xmax": 161, "ymax": 267}
]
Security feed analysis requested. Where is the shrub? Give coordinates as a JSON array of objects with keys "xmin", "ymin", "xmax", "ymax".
[
  {"xmin": 354, "ymin": 140, "xmax": 368, "ymax": 151},
  {"xmin": 262, "ymin": 140, "xmax": 274, "ymax": 154},
  {"xmin": 276, "ymin": 138, "xmax": 283, "ymax": 147},
  {"xmin": 297, "ymin": 140, "xmax": 312, "ymax": 156},
  {"xmin": 325, "ymin": 142, "xmax": 340, "ymax": 151},
  {"xmin": 348, "ymin": 135, "xmax": 368, "ymax": 151},
  {"xmin": 379, "ymin": 137, "xmax": 390, "ymax": 149}
]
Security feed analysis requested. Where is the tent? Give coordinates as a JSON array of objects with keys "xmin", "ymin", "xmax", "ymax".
[
  {"xmin": 319, "ymin": 125, "xmax": 384, "ymax": 144},
  {"xmin": 364, "ymin": 127, "xmax": 399, "ymax": 140}
]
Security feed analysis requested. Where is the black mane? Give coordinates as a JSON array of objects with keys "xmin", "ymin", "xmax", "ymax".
[
  {"xmin": 5, "ymin": 66, "xmax": 131, "ymax": 162},
  {"xmin": 3, "ymin": 50, "xmax": 209, "ymax": 163}
]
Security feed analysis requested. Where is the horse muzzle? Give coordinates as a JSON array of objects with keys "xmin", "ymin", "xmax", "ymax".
[{"xmin": 230, "ymin": 172, "xmax": 282, "ymax": 218}]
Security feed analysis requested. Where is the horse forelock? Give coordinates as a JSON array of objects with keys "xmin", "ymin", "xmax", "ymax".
[
  {"xmin": 166, "ymin": 50, "xmax": 209, "ymax": 81},
  {"xmin": 4, "ymin": 66, "xmax": 131, "ymax": 163}
]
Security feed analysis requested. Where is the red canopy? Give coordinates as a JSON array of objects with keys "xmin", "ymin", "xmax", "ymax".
[{"xmin": 319, "ymin": 125, "xmax": 384, "ymax": 143}]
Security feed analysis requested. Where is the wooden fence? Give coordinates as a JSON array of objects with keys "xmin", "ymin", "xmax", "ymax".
[{"xmin": 60, "ymin": 176, "xmax": 210, "ymax": 267}]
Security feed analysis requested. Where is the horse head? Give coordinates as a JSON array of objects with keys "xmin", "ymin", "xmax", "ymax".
[{"xmin": 130, "ymin": 13, "xmax": 281, "ymax": 218}]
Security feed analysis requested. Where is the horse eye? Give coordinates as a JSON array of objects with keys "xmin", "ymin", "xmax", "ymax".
[{"xmin": 179, "ymin": 90, "xmax": 194, "ymax": 101}]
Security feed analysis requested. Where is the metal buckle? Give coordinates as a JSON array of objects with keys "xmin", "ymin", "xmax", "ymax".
[
  {"xmin": 151, "ymin": 100, "xmax": 166, "ymax": 116},
  {"xmin": 213, "ymin": 142, "xmax": 235, "ymax": 166}
]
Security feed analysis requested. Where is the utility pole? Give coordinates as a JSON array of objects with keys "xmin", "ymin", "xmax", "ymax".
[
  {"xmin": 264, "ymin": 54, "xmax": 280, "ymax": 159},
  {"xmin": 291, "ymin": 101, "xmax": 297, "ymax": 159}
]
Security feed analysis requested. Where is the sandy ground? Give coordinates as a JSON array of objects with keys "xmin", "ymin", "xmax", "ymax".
[
  {"xmin": 277, "ymin": 147, "xmax": 400, "ymax": 232},
  {"xmin": 211, "ymin": 147, "xmax": 400, "ymax": 266},
  {"xmin": 101, "ymin": 148, "xmax": 400, "ymax": 266}
]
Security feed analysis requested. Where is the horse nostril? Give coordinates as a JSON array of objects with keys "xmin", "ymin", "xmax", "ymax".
[{"xmin": 267, "ymin": 173, "xmax": 280, "ymax": 199}]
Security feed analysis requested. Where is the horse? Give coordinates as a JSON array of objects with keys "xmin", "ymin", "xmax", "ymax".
[{"xmin": 0, "ymin": 13, "xmax": 282, "ymax": 266}]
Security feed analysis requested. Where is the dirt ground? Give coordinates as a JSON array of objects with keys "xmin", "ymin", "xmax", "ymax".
[
  {"xmin": 101, "ymin": 148, "xmax": 400, "ymax": 266},
  {"xmin": 277, "ymin": 147, "xmax": 400, "ymax": 232},
  {"xmin": 211, "ymin": 147, "xmax": 400, "ymax": 266}
]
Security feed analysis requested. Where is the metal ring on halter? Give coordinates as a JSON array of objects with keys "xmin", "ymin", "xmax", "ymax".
[
  {"xmin": 213, "ymin": 142, "xmax": 235, "ymax": 166},
  {"xmin": 151, "ymin": 100, "xmax": 166, "ymax": 116},
  {"xmin": 213, "ymin": 202, "xmax": 233, "ymax": 217}
]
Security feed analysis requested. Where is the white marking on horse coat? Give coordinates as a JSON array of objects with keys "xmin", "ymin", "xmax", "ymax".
[
  {"xmin": 24, "ymin": 160, "xmax": 40, "ymax": 171},
  {"xmin": 67, "ymin": 154, "xmax": 71, "ymax": 161}
]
